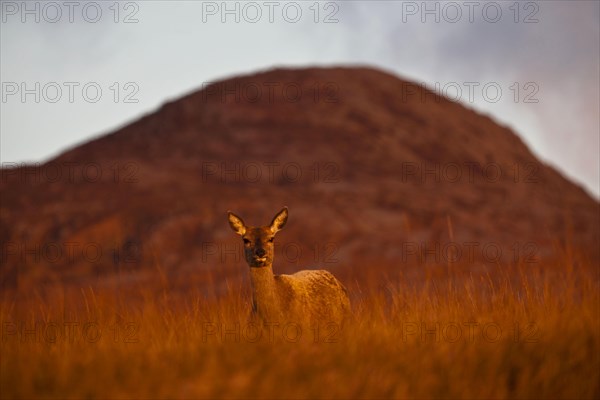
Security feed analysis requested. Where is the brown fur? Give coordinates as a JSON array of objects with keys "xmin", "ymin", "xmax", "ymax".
[{"xmin": 228, "ymin": 207, "xmax": 350, "ymax": 327}]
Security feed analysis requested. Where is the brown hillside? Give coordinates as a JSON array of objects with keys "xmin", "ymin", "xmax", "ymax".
[{"xmin": 1, "ymin": 66, "xmax": 598, "ymax": 291}]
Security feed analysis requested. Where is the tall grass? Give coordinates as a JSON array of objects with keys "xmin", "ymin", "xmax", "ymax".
[{"xmin": 1, "ymin": 256, "xmax": 598, "ymax": 399}]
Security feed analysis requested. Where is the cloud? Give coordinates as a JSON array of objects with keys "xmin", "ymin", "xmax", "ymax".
[{"xmin": 1, "ymin": 0, "xmax": 598, "ymax": 196}]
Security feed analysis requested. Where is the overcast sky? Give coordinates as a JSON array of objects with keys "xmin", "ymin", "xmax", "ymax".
[{"xmin": 1, "ymin": 0, "xmax": 598, "ymax": 197}]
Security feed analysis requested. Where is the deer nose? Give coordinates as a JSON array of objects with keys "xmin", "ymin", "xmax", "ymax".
[{"xmin": 255, "ymin": 248, "xmax": 266, "ymax": 257}]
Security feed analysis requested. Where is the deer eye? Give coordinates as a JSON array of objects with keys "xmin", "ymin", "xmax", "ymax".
[
  {"xmin": 243, "ymin": 238, "xmax": 251, "ymax": 245},
  {"xmin": 268, "ymin": 237, "xmax": 274, "ymax": 243}
]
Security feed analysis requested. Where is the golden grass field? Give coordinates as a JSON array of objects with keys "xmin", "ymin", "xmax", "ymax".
[{"xmin": 1, "ymin": 251, "xmax": 598, "ymax": 399}]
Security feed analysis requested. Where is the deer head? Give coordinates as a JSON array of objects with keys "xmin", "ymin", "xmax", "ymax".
[{"xmin": 228, "ymin": 207, "xmax": 288, "ymax": 268}]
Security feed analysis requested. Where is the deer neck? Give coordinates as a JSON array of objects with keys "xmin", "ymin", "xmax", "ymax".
[{"xmin": 249, "ymin": 265, "xmax": 280, "ymax": 320}]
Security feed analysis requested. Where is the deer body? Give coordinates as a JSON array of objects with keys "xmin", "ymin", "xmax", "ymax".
[{"xmin": 228, "ymin": 207, "xmax": 350, "ymax": 327}]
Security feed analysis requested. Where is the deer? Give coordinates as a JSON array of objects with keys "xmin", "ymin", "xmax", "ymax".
[{"xmin": 227, "ymin": 207, "xmax": 350, "ymax": 329}]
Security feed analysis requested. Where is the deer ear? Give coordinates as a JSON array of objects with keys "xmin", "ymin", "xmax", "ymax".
[
  {"xmin": 228, "ymin": 211, "xmax": 246, "ymax": 236},
  {"xmin": 270, "ymin": 207, "xmax": 288, "ymax": 234}
]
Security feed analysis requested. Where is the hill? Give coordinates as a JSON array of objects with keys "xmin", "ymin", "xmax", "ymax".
[{"xmin": 1, "ymin": 66, "xmax": 598, "ymax": 291}]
